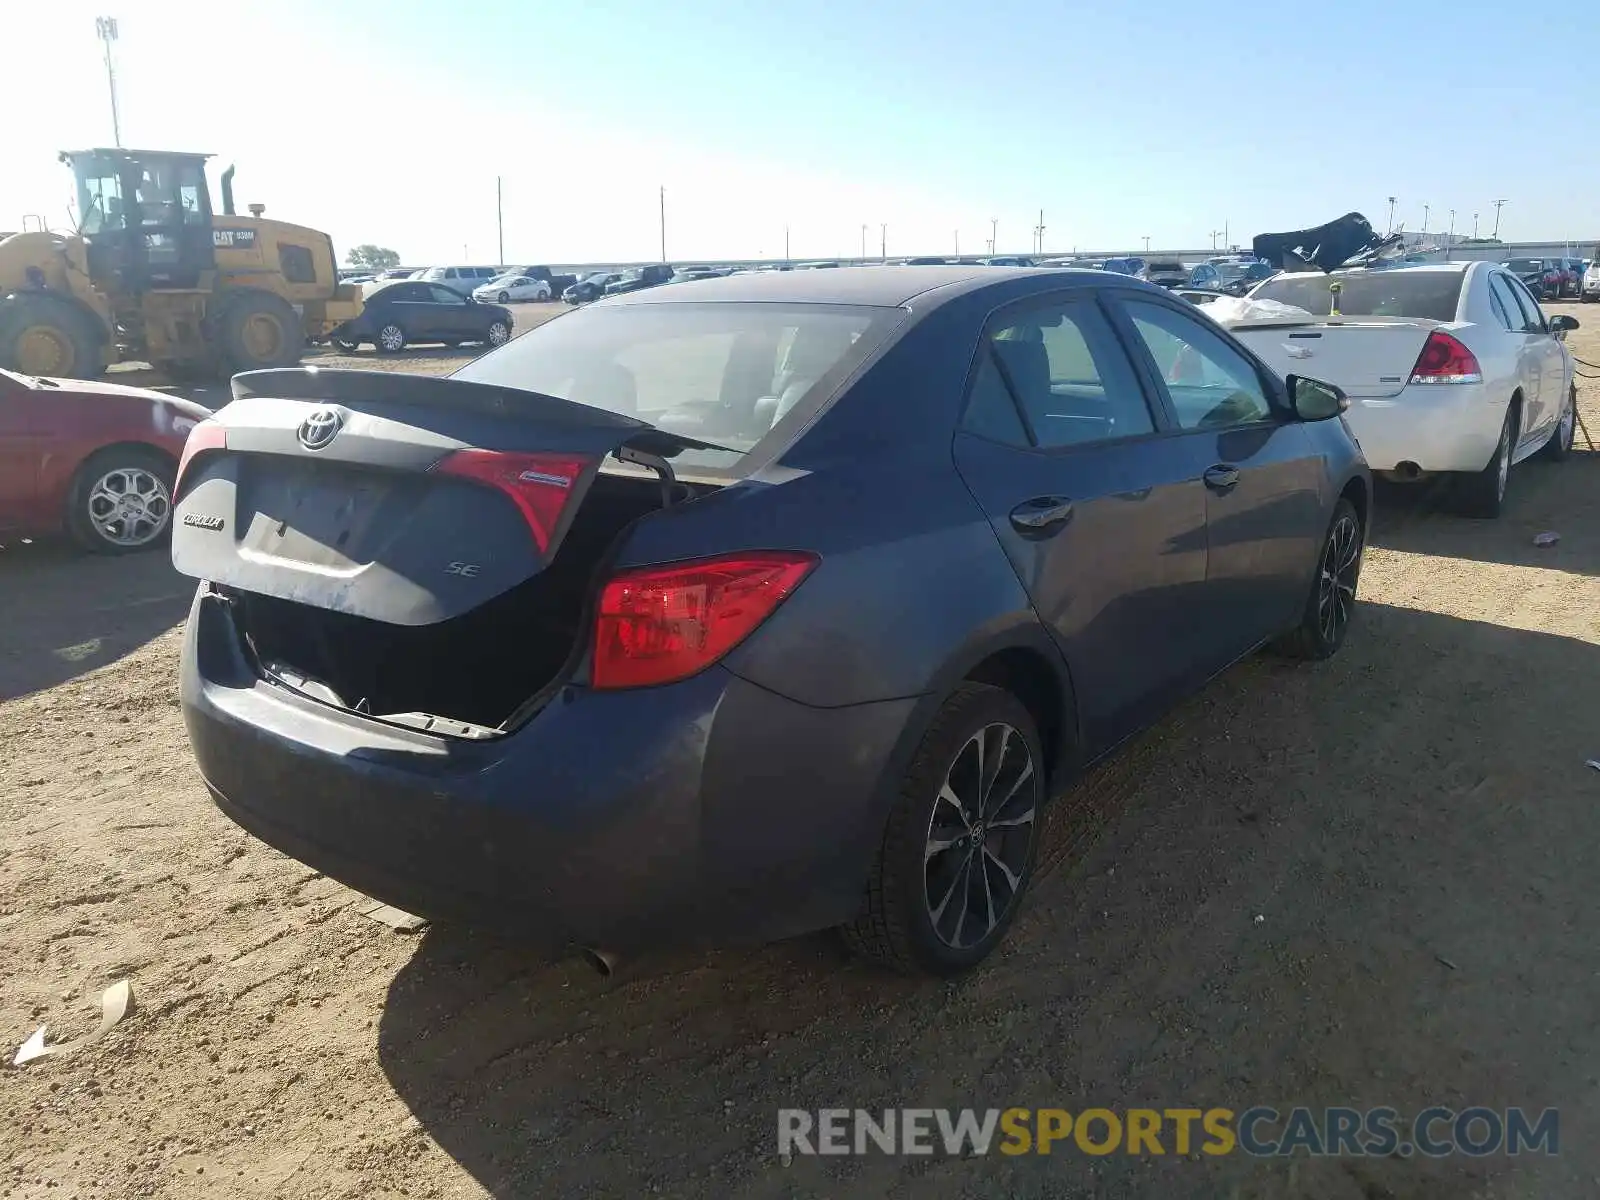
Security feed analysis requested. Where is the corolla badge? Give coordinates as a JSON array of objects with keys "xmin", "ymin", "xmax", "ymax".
[{"xmin": 297, "ymin": 408, "xmax": 343, "ymax": 450}]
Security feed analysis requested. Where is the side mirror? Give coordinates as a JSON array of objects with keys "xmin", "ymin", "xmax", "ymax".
[
  {"xmin": 1549, "ymin": 314, "xmax": 1579, "ymax": 336},
  {"xmin": 1286, "ymin": 375, "xmax": 1348, "ymax": 422}
]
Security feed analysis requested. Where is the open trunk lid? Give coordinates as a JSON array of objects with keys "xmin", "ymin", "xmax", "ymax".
[
  {"xmin": 1222, "ymin": 316, "xmax": 1442, "ymax": 400},
  {"xmin": 170, "ymin": 368, "xmax": 722, "ymax": 625}
]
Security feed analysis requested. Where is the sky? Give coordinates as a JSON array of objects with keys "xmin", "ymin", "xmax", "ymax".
[{"xmin": 5, "ymin": 0, "xmax": 1596, "ymax": 266}]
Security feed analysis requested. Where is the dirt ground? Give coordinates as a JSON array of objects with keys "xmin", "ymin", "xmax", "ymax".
[{"xmin": 3, "ymin": 304, "xmax": 1600, "ymax": 1199}]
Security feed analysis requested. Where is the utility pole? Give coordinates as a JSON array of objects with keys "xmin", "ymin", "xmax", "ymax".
[
  {"xmin": 1421, "ymin": 204, "xmax": 1429, "ymax": 237},
  {"xmin": 784, "ymin": 225, "xmax": 790, "ymax": 262},
  {"xmin": 954, "ymin": 230, "xmax": 959, "ymax": 257},
  {"xmin": 95, "ymin": 17, "xmax": 122, "ymax": 147},
  {"xmin": 1035, "ymin": 209, "xmax": 1045, "ymax": 255},
  {"xmin": 880, "ymin": 223, "xmax": 886, "ymax": 261},
  {"xmin": 1223, "ymin": 220, "xmax": 1229, "ymax": 250},
  {"xmin": 1386, "ymin": 196, "xmax": 1396, "ymax": 235},
  {"xmin": 1210, "ymin": 229, "xmax": 1223, "ymax": 250},
  {"xmin": 1142, "ymin": 236, "xmax": 1151, "ymax": 253},
  {"xmin": 990, "ymin": 217, "xmax": 998, "ymax": 255},
  {"xmin": 861, "ymin": 224, "xmax": 867, "ymax": 261},
  {"xmin": 1492, "ymin": 199, "xmax": 1508, "ymax": 239},
  {"xmin": 659, "ymin": 186, "xmax": 666, "ymax": 262},
  {"xmin": 496, "ymin": 176, "xmax": 504, "ymax": 267},
  {"xmin": 1472, "ymin": 212, "xmax": 1479, "ymax": 239}
]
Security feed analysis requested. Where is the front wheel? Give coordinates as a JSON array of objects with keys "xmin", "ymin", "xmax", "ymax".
[
  {"xmin": 485, "ymin": 320, "xmax": 511, "ymax": 347},
  {"xmin": 842, "ymin": 683, "xmax": 1044, "ymax": 976},
  {"xmin": 1539, "ymin": 385, "xmax": 1577, "ymax": 462},
  {"xmin": 66, "ymin": 447, "xmax": 175, "ymax": 555},
  {"xmin": 1274, "ymin": 498, "xmax": 1363, "ymax": 660},
  {"xmin": 497, "ymin": 291, "xmax": 510, "ymax": 303}
]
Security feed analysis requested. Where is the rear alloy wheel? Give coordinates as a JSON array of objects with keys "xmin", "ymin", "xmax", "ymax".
[
  {"xmin": 67, "ymin": 447, "xmax": 174, "ymax": 554},
  {"xmin": 377, "ymin": 323, "xmax": 407, "ymax": 354},
  {"xmin": 485, "ymin": 321, "xmax": 511, "ymax": 347},
  {"xmin": 1276, "ymin": 498, "xmax": 1363, "ymax": 660},
  {"xmin": 1538, "ymin": 385, "xmax": 1576, "ymax": 462},
  {"xmin": 1457, "ymin": 405, "xmax": 1516, "ymax": 517},
  {"xmin": 843, "ymin": 683, "xmax": 1043, "ymax": 976}
]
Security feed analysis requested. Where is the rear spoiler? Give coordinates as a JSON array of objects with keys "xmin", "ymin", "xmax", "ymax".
[{"xmin": 230, "ymin": 367, "xmax": 735, "ymax": 458}]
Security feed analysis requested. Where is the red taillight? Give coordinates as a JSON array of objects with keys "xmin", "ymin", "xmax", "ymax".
[
  {"xmin": 431, "ymin": 450, "xmax": 592, "ymax": 553},
  {"xmin": 173, "ymin": 419, "xmax": 228, "ymax": 498},
  {"xmin": 591, "ymin": 551, "xmax": 819, "ymax": 690},
  {"xmin": 1409, "ymin": 330, "xmax": 1483, "ymax": 385}
]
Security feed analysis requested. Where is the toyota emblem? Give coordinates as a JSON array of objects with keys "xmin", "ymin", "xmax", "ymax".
[{"xmin": 297, "ymin": 408, "xmax": 343, "ymax": 450}]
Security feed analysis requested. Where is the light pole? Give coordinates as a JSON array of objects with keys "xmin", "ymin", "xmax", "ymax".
[
  {"xmin": 1386, "ymin": 196, "xmax": 1396, "ymax": 234},
  {"xmin": 880, "ymin": 223, "xmax": 887, "ymax": 261},
  {"xmin": 954, "ymin": 230, "xmax": 959, "ymax": 257},
  {"xmin": 1421, "ymin": 204, "xmax": 1429, "ymax": 237},
  {"xmin": 95, "ymin": 17, "xmax": 122, "ymax": 147},
  {"xmin": 658, "ymin": 186, "xmax": 666, "ymax": 262},
  {"xmin": 860, "ymin": 224, "xmax": 867, "ymax": 261},
  {"xmin": 784, "ymin": 225, "xmax": 789, "ymax": 262},
  {"xmin": 496, "ymin": 176, "xmax": 503, "ymax": 267},
  {"xmin": 1492, "ymin": 199, "xmax": 1508, "ymax": 239},
  {"xmin": 1033, "ymin": 209, "xmax": 1045, "ymax": 255},
  {"xmin": 990, "ymin": 217, "xmax": 998, "ymax": 255},
  {"xmin": 1472, "ymin": 212, "xmax": 1479, "ymax": 239},
  {"xmin": 1142, "ymin": 236, "xmax": 1151, "ymax": 253}
]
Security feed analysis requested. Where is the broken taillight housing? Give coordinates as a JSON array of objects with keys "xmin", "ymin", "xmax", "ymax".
[
  {"xmin": 1409, "ymin": 330, "xmax": 1483, "ymax": 385},
  {"xmin": 173, "ymin": 418, "xmax": 229, "ymax": 499},
  {"xmin": 430, "ymin": 449, "xmax": 592, "ymax": 553},
  {"xmin": 591, "ymin": 551, "xmax": 819, "ymax": 690}
]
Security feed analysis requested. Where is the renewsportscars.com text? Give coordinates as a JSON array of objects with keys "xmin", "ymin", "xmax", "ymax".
[{"xmin": 777, "ymin": 1106, "xmax": 1559, "ymax": 1158}]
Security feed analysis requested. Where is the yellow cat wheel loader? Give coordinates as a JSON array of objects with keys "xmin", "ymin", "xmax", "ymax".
[{"xmin": 0, "ymin": 148, "xmax": 364, "ymax": 380}]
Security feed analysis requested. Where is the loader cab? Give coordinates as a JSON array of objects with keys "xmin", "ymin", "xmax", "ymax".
[{"xmin": 64, "ymin": 148, "xmax": 217, "ymax": 292}]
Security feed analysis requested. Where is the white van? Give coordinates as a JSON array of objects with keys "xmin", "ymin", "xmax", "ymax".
[{"xmin": 419, "ymin": 265, "xmax": 504, "ymax": 297}]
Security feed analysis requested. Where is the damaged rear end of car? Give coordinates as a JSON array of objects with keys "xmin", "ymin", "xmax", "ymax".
[{"xmin": 172, "ymin": 368, "xmax": 755, "ymax": 737}]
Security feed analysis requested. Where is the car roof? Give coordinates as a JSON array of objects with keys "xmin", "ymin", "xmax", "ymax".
[
  {"xmin": 1266, "ymin": 262, "xmax": 1475, "ymax": 283},
  {"xmin": 597, "ymin": 263, "xmax": 1105, "ymax": 309}
]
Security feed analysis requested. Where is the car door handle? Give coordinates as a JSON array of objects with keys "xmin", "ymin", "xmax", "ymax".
[
  {"xmin": 1203, "ymin": 464, "xmax": 1241, "ymax": 492},
  {"xmin": 1009, "ymin": 496, "xmax": 1075, "ymax": 534}
]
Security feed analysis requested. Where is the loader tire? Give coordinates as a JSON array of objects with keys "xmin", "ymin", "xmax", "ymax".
[
  {"xmin": 0, "ymin": 292, "xmax": 103, "ymax": 379},
  {"xmin": 216, "ymin": 290, "xmax": 304, "ymax": 375}
]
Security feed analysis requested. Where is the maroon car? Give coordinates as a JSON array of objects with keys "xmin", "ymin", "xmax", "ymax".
[{"xmin": 0, "ymin": 368, "xmax": 210, "ymax": 553}]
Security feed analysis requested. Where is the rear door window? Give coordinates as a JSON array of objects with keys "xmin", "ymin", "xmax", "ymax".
[
  {"xmin": 1487, "ymin": 274, "xmax": 1523, "ymax": 331},
  {"xmin": 1502, "ymin": 275, "xmax": 1546, "ymax": 332}
]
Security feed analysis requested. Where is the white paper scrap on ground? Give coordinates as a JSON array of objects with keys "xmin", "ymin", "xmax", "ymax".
[{"xmin": 14, "ymin": 979, "xmax": 133, "ymax": 1066}]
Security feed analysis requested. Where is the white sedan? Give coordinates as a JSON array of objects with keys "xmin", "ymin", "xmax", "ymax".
[
  {"xmin": 472, "ymin": 275, "xmax": 552, "ymax": 303},
  {"xmin": 1219, "ymin": 261, "xmax": 1577, "ymax": 517}
]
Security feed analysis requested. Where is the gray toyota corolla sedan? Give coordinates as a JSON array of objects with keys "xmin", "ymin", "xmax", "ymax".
[{"xmin": 170, "ymin": 266, "xmax": 1369, "ymax": 976}]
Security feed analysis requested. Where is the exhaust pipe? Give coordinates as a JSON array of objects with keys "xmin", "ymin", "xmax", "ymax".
[
  {"xmin": 220, "ymin": 165, "xmax": 236, "ymax": 216},
  {"xmin": 578, "ymin": 947, "xmax": 620, "ymax": 978}
]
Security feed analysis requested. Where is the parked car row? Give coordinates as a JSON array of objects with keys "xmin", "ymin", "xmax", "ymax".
[{"xmin": 1502, "ymin": 257, "xmax": 1590, "ymax": 300}]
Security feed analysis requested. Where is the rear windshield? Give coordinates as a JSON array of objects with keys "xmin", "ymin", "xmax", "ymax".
[
  {"xmin": 1250, "ymin": 271, "xmax": 1465, "ymax": 321},
  {"xmin": 450, "ymin": 302, "xmax": 904, "ymax": 476},
  {"xmin": 1505, "ymin": 259, "xmax": 1545, "ymax": 272}
]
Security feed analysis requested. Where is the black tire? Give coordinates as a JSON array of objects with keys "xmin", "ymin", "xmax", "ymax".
[
  {"xmin": 497, "ymin": 291, "xmax": 510, "ymax": 303},
  {"xmin": 65, "ymin": 446, "xmax": 175, "ymax": 555},
  {"xmin": 1539, "ymin": 384, "xmax": 1576, "ymax": 462},
  {"xmin": 215, "ymin": 290, "xmax": 304, "ymax": 374},
  {"xmin": 1455, "ymin": 404, "xmax": 1517, "ymax": 518},
  {"xmin": 0, "ymin": 292, "xmax": 103, "ymax": 379},
  {"xmin": 1273, "ymin": 498, "xmax": 1363, "ymax": 661},
  {"xmin": 842, "ymin": 682, "xmax": 1044, "ymax": 976},
  {"xmin": 375, "ymin": 322, "xmax": 408, "ymax": 354},
  {"xmin": 330, "ymin": 335, "xmax": 361, "ymax": 353}
]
